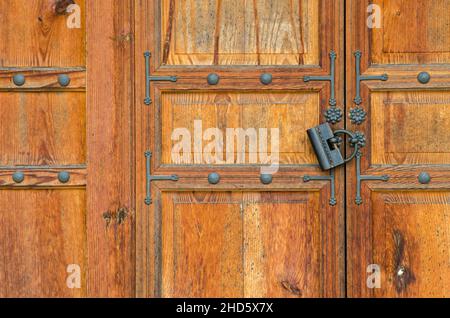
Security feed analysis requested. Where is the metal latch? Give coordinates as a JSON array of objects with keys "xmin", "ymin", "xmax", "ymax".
[{"xmin": 307, "ymin": 123, "xmax": 359, "ymax": 170}]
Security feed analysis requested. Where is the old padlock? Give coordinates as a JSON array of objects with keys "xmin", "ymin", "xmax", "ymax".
[{"xmin": 307, "ymin": 123, "xmax": 359, "ymax": 171}]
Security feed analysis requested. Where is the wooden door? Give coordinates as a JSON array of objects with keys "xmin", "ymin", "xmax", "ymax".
[
  {"xmin": 135, "ymin": 0, "xmax": 345, "ymax": 297},
  {"xmin": 0, "ymin": 1, "xmax": 133, "ymax": 297},
  {"xmin": 347, "ymin": 0, "xmax": 450, "ymax": 297}
]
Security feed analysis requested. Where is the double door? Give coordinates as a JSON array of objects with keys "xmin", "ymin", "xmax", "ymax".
[{"xmin": 136, "ymin": 0, "xmax": 450, "ymax": 298}]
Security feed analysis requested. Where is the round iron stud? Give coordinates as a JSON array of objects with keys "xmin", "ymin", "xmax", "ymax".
[
  {"xmin": 260, "ymin": 174, "xmax": 273, "ymax": 185},
  {"xmin": 208, "ymin": 172, "xmax": 220, "ymax": 185},
  {"xmin": 58, "ymin": 171, "xmax": 71, "ymax": 184},
  {"xmin": 260, "ymin": 73, "xmax": 273, "ymax": 85},
  {"xmin": 418, "ymin": 172, "xmax": 431, "ymax": 184},
  {"xmin": 13, "ymin": 74, "xmax": 26, "ymax": 86},
  {"xmin": 417, "ymin": 72, "xmax": 431, "ymax": 84},
  {"xmin": 207, "ymin": 73, "xmax": 220, "ymax": 85},
  {"xmin": 12, "ymin": 172, "xmax": 25, "ymax": 184},
  {"xmin": 58, "ymin": 74, "xmax": 71, "ymax": 87}
]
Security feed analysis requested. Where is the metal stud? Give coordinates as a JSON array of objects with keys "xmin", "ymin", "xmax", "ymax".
[
  {"xmin": 58, "ymin": 74, "xmax": 71, "ymax": 87},
  {"xmin": 260, "ymin": 73, "xmax": 273, "ymax": 85},
  {"xmin": 417, "ymin": 72, "xmax": 431, "ymax": 84},
  {"xmin": 58, "ymin": 171, "xmax": 71, "ymax": 183},
  {"xmin": 208, "ymin": 172, "xmax": 220, "ymax": 185},
  {"xmin": 418, "ymin": 172, "xmax": 431, "ymax": 184},
  {"xmin": 207, "ymin": 73, "xmax": 220, "ymax": 85},
  {"xmin": 12, "ymin": 172, "xmax": 25, "ymax": 184},
  {"xmin": 260, "ymin": 174, "xmax": 273, "ymax": 185},
  {"xmin": 13, "ymin": 74, "xmax": 26, "ymax": 86}
]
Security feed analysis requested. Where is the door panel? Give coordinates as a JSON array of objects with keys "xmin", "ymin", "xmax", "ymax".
[
  {"xmin": 0, "ymin": 92, "xmax": 86, "ymax": 166},
  {"xmin": 347, "ymin": 0, "xmax": 450, "ymax": 297},
  {"xmin": 371, "ymin": 191, "xmax": 450, "ymax": 297},
  {"xmin": 0, "ymin": 189, "xmax": 86, "ymax": 297},
  {"xmin": 160, "ymin": 0, "xmax": 320, "ymax": 66},
  {"xmin": 136, "ymin": 0, "xmax": 344, "ymax": 298},
  {"xmin": 160, "ymin": 91, "xmax": 320, "ymax": 165},
  {"xmin": 160, "ymin": 191, "xmax": 321, "ymax": 298},
  {"xmin": 0, "ymin": 0, "xmax": 86, "ymax": 67}
]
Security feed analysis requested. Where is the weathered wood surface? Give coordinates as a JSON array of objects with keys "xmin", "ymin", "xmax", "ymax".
[{"xmin": 347, "ymin": 0, "xmax": 450, "ymax": 298}]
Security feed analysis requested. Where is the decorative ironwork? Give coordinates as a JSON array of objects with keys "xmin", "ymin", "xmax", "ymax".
[
  {"xmin": 145, "ymin": 151, "xmax": 179, "ymax": 205},
  {"xmin": 303, "ymin": 170, "xmax": 337, "ymax": 206},
  {"xmin": 144, "ymin": 52, "xmax": 177, "ymax": 105}
]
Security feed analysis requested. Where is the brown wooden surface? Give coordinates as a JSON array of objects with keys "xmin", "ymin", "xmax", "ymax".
[
  {"xmin": 86, "ymin": 0, "xmax": 134, "ymax": 297},
  {"xmin": 347, "ymin": 0, "xmax": 450, "ymax": 298},
  {"xmin": 136, "ymin": 0, "xmax": 344, "ymax": 298},
  {"xmin": 0, "ymin": 0, "xmax": 134, "ymax": 297}
]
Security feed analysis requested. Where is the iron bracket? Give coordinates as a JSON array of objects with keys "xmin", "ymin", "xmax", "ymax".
[
  {"xmin": 304, "ymin": 51, "xmax": 337, "ymax": 107},
  {"xmin": 303, "ymin": 169, "xmax": 337, "ymax": 206},
  {"xmin": 355, "ymin": 152, "xmax": 389, "ymax": 205},
  {"xmin": 353, "ymin": 51, "xmax": 388, "ymax": 105},
  {"xmin": 145, "ymin": 151, "xmax": 179, "ymax": 205},
  {"xmin": 144, "ymin": 52, "xmax": 177, "ymax": 105}
]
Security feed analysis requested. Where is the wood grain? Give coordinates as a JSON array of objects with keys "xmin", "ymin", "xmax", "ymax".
[
  {"xmin": 136, "ymin": 0, "xmax": 344, "ymax": 298},
  {"xmin": 161, "ymin": 191, "xmax": 321, "ymax": 298},
  {"xmin": 372, "ymin": 0, "xmax": 450, "ymax": 64},
  {"xmin": 372, "ymin": 192, "xmax": 450, "ymax": 297},
  {"xmin": 161, "ymin": 91, "xmax": 319, "ymax": 165},
  {"xmin": 0, "ymin": 0, "xmax": 86, "ymax": 67},
  {"xmin": 0, "ymin": 189, "xmax": 86, "ymax": 297}
]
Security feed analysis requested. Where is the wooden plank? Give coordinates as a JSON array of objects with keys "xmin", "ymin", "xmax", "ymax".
[
  {"xmin": 86, "ymin": 0, "xmax": 134, "ymax": 297},
  {"xmin": 0, "ymin": 92, "xmax": 86, "ymax": 166},
  {"xmin": 0, "ymin": 68, "xmax": 86, "ymax": 90},
  {"xmin": 0, "ymin": 0, "xmax": 86, "ymax": 67},
  {"xmin": 0, "ymin": 167, "xmax": 86, "ymax": 187},
  {"xmin": 0, "ymin": 189, "xmax": 86, "ymax": 297}
]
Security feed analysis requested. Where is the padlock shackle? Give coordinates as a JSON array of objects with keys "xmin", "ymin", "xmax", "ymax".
[{"xmin": 333, "ymin": 129, "xmax": 359, "ymax": 164}]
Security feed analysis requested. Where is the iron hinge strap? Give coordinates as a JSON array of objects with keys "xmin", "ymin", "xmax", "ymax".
[
  {"xmin": 145, "ymin": 151, "xmax": 179, "ymax": 205},
  {"xmin": 353, "ymin": 50, "xmax": 388, "ymax": 105},
  {"xmin": 355, "ymin": 152, "xmax": 389, "ymax": 205},
  {"xmin": 144, "ymin": 52, "xmax": 177, "ymax": 105},
  {"xmin": 304, "ymin": 51, "xmax": 337, "ymax": 107},
  {"xmin": 303, "ymin": 169, "xmax": 337, "ymax": 206}
]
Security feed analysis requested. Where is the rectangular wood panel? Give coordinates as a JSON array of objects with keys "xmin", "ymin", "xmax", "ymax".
[
  {"xmin": 161, "ymin": 191, "xmax": 321, "ymax": 298},
  {"xmin": 372, "ymin": 91, "xmax": 450, "ymax": 165},
  {"xmin": 0, "ymin": 92, "xmax": 86, "ymax": 166},
  {"xmin": 0, "ymin": 189, "xmax": 86, "ymax": 297},
  {"xmin": 0, "ymin": 0, "xmax": 86, "ymax": 67},
  {"xmin": 371, "ymin": 0, "xmax": 450, "ymax": 64},
  {"xmin": 161, "ymin": 91, "xmax": 319, "ymax": 165},
  {"xmin": 160, "ymin": 0, "xmax": 320, "ymax": 65},
  {"xmin": 372, "ymin": 191, "xmax": 450, "ymax": 297}
]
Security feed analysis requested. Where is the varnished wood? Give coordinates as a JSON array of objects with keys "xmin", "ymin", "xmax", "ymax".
[
  {"xmin": 0, "ymin": 189, "xmax": 86, "ymax": 297},
  {"xmin": 136, "ymin": 0, "xmax": 345, "ymax": 298},
  {"xmin": 0, "ymin": 0, "xmax": 86, "ymax": 67},
  {"xmin": 86, "ymin": 0, "xmax": 134, "ymax": 297},
  {"xmin": 161, "ymin": 191, "xmax": 321, "ymax": 298}
]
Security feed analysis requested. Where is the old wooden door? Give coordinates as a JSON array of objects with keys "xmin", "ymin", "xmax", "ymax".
[
  {"xmin": 0, "ymin": 1, "xmax": 134, "ymax": 297},
  {"xmin": 347, "ymin": 0, "xmax": 450, "ymax": 297},
  {"xmin": 135, "ymin": 0, "xmax": 345, "ymax": 297}
]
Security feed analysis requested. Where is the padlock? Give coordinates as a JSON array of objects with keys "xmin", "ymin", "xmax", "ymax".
[{"xmin": 307, "ymin": 123, "xmax": 359, "ymax": 171}]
